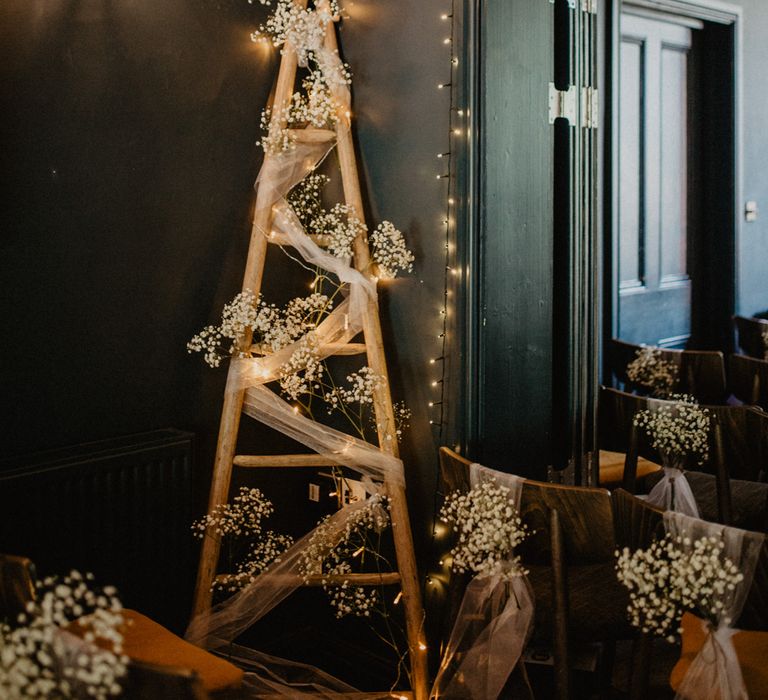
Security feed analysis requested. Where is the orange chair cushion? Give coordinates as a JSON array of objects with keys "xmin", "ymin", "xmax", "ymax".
[
  {"xmin": 70, "ymin": 609, "xmax": 244, "ymax": 693},
  {"xmin": 599, "ymin": 450, "xmax": 662, "ymax": 486},
  {"xmin": 670, "ymin": 612, "xmax": 768, "ymax": 699}
]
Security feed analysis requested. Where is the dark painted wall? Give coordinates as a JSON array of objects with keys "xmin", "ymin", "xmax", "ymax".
[{"xmin": 0, "ymin": 0, "xmax": 451, "ymax": 585}]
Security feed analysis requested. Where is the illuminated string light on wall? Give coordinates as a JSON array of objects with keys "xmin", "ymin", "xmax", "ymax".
[
  {"xmin": 425, "ymin": 0, "xmax": 462, "ymax": 602},
  {"xmin": 429, "ymin": 0, "xmax": 460, "ymax": 440}
]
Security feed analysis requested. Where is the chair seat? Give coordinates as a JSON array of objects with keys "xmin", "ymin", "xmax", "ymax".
[
  {"xmin": 527, "ymin": 561, "xmax": 632, "ymax": 642},
  {"xmin": 670, "ymin": 612, "xmax": 768, "ymax": 699},
  {"xmin": 71, "ymin": 609, "xmax": 244, "ymax": 693},
  {"xmin": 599, "ymin": 450, "xmax": 662, "ymax": 487}
]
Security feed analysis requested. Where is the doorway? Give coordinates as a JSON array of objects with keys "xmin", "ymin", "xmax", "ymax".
[{"xmin": 605, "ymin": 0, "xmax": 741, "ymax": 355}]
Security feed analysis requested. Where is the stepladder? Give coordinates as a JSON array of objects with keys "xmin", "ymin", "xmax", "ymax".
[{"xmin": 188, "ymin": 2, "xmax": 428, "ymax": 698}]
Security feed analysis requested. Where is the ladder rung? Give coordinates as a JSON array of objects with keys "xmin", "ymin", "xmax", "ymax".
[
  {"xmin": 250, "ymin": 343, "xmax": 367, "ymax": 356},
  {"xmin": 233, "ymin": 454, "xmax": 342, "ymax": 468},
  {"xmin": 215, "ymin": 572, "xmax": 401, "ymax": 587},
  {"xmin": 287, "ymin": 127, "xmax": 336, "ymax": 143}
]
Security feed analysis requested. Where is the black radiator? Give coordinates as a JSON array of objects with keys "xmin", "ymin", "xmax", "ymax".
[{"xmin": 0, "ymin": 429, "xmax": 195, "ymax": 632}]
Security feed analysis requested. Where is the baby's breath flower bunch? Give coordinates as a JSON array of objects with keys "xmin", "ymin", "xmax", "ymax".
[
  {"xmin": 299, "ymin": 495, "xmax": 391, "ymax": 618},
  {"xmin": 0, "ymin": 571, "xmax": 127, "ymax": 699},
  {"xmin": 370, "ymin": 221, "xmax": 415, "ymax": 279},
  {"xmin": 187, "ymin": 290, "xmax": 331, "ymax": 368},
  {"xmin": 633, "ymin": 394, "xmax": 711, "ymax": 468},
  {"xmin": 616, "ymin": 533, "xmax": 744, "ymax": 643},
  {"xmin": 626, "ymin": 346, "xmax": 680, "ymax": 398},
  {"xmin": 192, "ymin": 487, "xmax": 293, "ymax": 594},
  {"xmin": 440, "ymin": 480, "xmax": 529, "ymax": 578}
]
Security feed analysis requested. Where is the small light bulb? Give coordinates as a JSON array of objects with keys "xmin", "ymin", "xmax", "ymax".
[
  {"xmin": 443, "ymin": 37, "xmax": 451, "ymax": 45},
  {"xmin": 457, "ymin": 109, "xmax": 464, "ymax": 116},
  {"xmin": 453, "ymin": 128, "xmax": 462, "ymax": 136},
  {"xmin": 393, "ymin": 592, "xmax": 403, "ymax": 605},
  {"xmin": 440, "ymin": 13, "xmax": 449, "ymax": 20},
  {"xmin": 428, "ymin": 401, "xmax": 434, "ymax": 407},
  {"xmin": 419, "ymin": 642, "xmax": 427, "ymax": 651},
  {"xmin": 431, "ymin": 381, "xmax": 438, "ymax": 387},
  {"xmin": 430, "ymin": 358, "xmax": 436, "ymax": 364},
  {"xmin": 448, "ymin": 197, "xmax": 455, "ymax": 204}
]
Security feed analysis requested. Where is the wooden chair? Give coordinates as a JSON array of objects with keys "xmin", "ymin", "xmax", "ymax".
[
  {"xmin": 0, "ymin": 553, "xmax": 231, "ymax": 699},
  {"xmin": 729, "ymin": 353, "xmax": 768, "ymax": 408},
  {"xmin": 611, "ymin": 490, "xmax": 664, "ymax": 700},
  {"xmin": 670, "ymin": 529, "xmax": 768, "ymax": 698},
  {"xmin": 609, "ymin": 338, "xmax": 727, "ymax": 404},
  {"xmin": 733, "ymin": 315, "xmax": 768, "ymax": 360},
  {"xmin": 438, "ymin": 449, "xmax": 631, "ymax": 700},
  {"xmin": 0, "ymin": 553, "xmax": 36, "ymax": 624},
  {"xmin": 597, "ymin": 386, "xmax": 663, "ymax": 491}
]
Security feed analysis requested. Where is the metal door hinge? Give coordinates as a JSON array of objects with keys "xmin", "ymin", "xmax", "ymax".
[
  {"xmin": 549, "ymin": 83, "xmax": 577, "ymax": 125},
  {"xmin": 581, "ymin": 86, "xmax": 599, "ymax": 129},
  {"xmin": 582, "ymin": 0, "xmax": 597, "ymax": 13}
]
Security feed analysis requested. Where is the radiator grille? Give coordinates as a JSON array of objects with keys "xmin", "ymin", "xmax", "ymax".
[{"xmin": 0, "ymin": 429, "xmax": 195, "ymax": 632}]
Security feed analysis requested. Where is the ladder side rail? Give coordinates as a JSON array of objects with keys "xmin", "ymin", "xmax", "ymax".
[{"xmin": 192, "ymin": 18, "xmax": 307, "ymax": 618}]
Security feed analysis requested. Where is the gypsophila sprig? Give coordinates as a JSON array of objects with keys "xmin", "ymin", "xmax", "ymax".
[
  {"xmin": 440, "ymin": 480, "xmax": 529, "ymax": 578},
  {"xmin": 0, "ymin": 571, "xmax": 127, "ymax": 700},
  {"xmin": 311, "ymin": 204, "xmax": 366, "ymax": 259},
  {"xmin": 370, "ymin": 221, "xmax": 414, "ymax": 279},
  {"xmin": 616, "ymin": 533, "xmax": 744, "ymax": 643},
  {"xmin": 299, "ymin": 495, "xmax": 391, "ymax": 618},
  {"xmin": 626, "ymin": 346, "xmax": 680, "ymax": 398},
  {"xmin": 633, "ymin": 394, "xmax": 711, "ymax": 467},
  {"xmin": 187, "ymin": 290, "xmax": 331, "ymax": 368},
  {"xmin": 324, "ymin": 367, "xmax": 385, "ymax": 410},
  {"xmin": 287, "ymin": 173, "xmax": 330, "ymax": 230},
  {"xmin": 192, "ymin": 487, "xmax": 293, "ymax": 594}
]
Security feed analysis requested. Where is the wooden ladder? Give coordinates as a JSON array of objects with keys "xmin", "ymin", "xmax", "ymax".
[{"xmin": 191, "ymin": 6, "xmax": 428, "ymax": 699}]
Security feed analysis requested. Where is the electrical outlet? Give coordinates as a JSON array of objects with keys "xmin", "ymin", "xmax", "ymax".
[{"xmin": 308, "ymin": 483, "xmax": 320, "ymax": 502}]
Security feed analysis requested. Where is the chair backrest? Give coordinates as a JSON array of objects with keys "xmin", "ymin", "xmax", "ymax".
[
  {"xmin": 733, "ymin": 315, "xmax": 768, "ymax": 360},
  {"xmin": 728, "ymin": 353, "xmax": 768, "ymax": 408},
  {"xmin": 598, "ymin": 386, "xmax": 659, "ymax": 460},
  {"xmin": 438, "ymin": 447, "xmax": 615, "ymax": 565},
  {"xmin": 739, "ymin": 536, "xmax": 768, "ymax": 631},
  {"xmin": 123, "ymin": 661, "xmax": 209, "ymax": 700},
  {"xmin": 518, "ymin": 480, "xmax": 615, "ymax": 566},
  {"xmin": 0, "ymin": 553, "xmax": 36, "ymax": 623},
  {"xmin": 709, "ymin": 404, "xmax": 768, "ymax": 483},
  {"xmin": 608, "ymin": 338, "xmax": 727, "ymax": 404},
  {"xmin": 611, "ymin": 488, "xmax": 665, "ymax": 551}
]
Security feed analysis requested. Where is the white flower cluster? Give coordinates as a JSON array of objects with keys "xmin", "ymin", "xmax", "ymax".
[
  {"xmin": 370, "ymin": 221, "xmax": 415, "ymax": 279},
  {"xmin": 192, "ymin": 487, "xmax": 293, "ymax": 594},
  {"xmin": 220, "ymin": 531, "xmax": 295, "ymax": 594},
  {"xmin": 251, "ymin": 0, "xmax": 340, "ymax": 64},
  {"xmin": 299, "ymin": 495, "xmax": 391, "ymax": 618},
  {"xmin": 324, "ymin": 367, "xmax": 385, "ymax": 412},
  {"xmin": 311, "ymin": 203, "xmax": 366, "ymax": 259},
  {"xmin": 440, "ymin": 480, "xmax": 529, "ymax": 578},
  {"xmin": 634, "ymin": 393, "xmax": 711, "ymax": 467},
  {"xmin": 188, "ymin": 290, "xmax": 331, "ymax": 369},
  {"xmin": 626, "ymin": 346, "xmax": 680, "ymax": 398},
  {"xmin": 259, "ymin": 70, "xmax": 338, "ymax": 154},
  {"xmin": 279, "ymin": 332, "xmax": 323, "ymax": 400},
  {"xmin": 0, "ymin": 571, "xmax": 127, "ymax": 699},
  {"xmin": 287, "ymin": 173, "xmax": 329, "ymax": 229},
  {"xmin": 616, "ymin": 534, "xmax": 744, "ymax": 643}
]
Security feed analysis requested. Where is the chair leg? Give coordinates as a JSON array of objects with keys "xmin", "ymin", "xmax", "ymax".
[
  {"xmin": 551, "ymin": 509, "xmax": 570, "ymax": 700},
  {"xmin": 713, "ymin": 420, "xmax": 733, "ymax": 525},
  {"xmin": 629, "ymin": 634, "xmax": 652, "ymax": 700}
]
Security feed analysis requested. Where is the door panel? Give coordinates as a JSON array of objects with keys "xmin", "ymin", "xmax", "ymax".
[{"xmin": 617, "ymin": 12, "xmax": 693, "ymax": 347}]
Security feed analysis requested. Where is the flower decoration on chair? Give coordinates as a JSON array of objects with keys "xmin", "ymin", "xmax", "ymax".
[
  {"xmin": 626, "ymin": 345, "xmax": 680, "ymax": 398},
  {"xmin": 439, "ymin": 479, "xmax": 529, "ymax": 578},
  {"xmin": 192, "ymin": 486, "xmax": 293, "ymax": 594},
  {"xmin": 616, "ymin": 533, "xmax": 744, "ymax": 643},
  {"xmin": 633, "ymin": 393, "xmax": 710, "ymax": 470},
  {"xmin": 0, "ymin": 571, "xmax": 127, "ymax": 699}
]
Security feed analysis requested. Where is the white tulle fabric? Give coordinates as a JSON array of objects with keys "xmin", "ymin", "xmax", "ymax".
[
  {"xmin": 430, "ymin": 464, "xmax": 533, "ymax": 699},
  {"xmin": 664, "ymin": 512, "xmax": 764, "ymax": 700},
  {"xmin": 645, "ymin": 466, "xmax": 700, "ymax": 518},
  {"xmin": 185, "ymin": 9, "xmax": 409, "ymax": 697}
]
